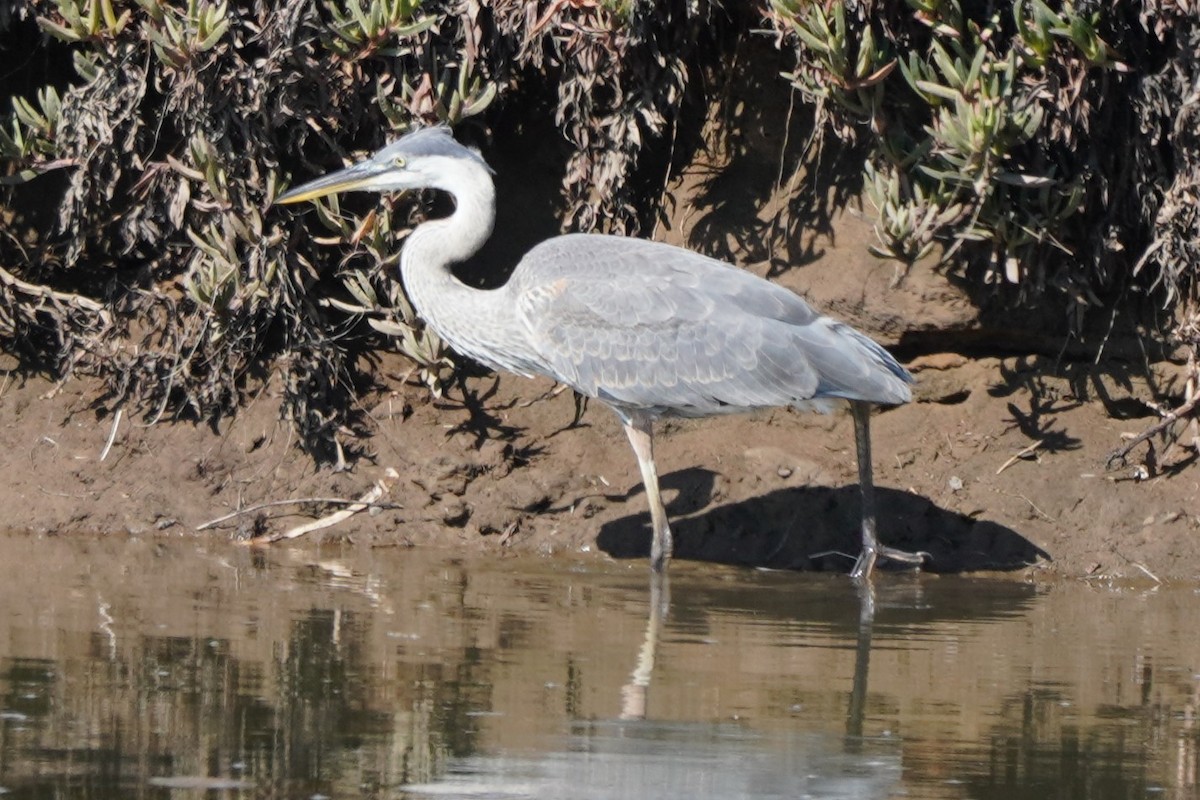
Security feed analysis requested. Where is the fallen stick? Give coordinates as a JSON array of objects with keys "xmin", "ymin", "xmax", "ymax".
[
  {"xmin": 995, "ymin": 439, "xmax": 1043, "ymax": 475},
  {"xmin": 1106, "ymin": 393, "xmax": 1200, "ymax": 470},
  {"xmin": 198, "ymin": 493, "xmax": 403, "ymax": 531},
  {"xmin": 99, "ymin": 408, "xmax": 122, "ymax": 462},
  {"xmin": 0, "ymin": 264, "xmax": 111, "ymax": 325},
  {"xmin": 241, "ymin": 468, "xmax": 401, "ymax": 544}
]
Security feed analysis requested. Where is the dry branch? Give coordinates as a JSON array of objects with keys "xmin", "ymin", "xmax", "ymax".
[
  {"xmin": 1106, "ymin": 393, "xmax": 1200, "ymax": 470},
  {"xmin": 197, "ymin": 493, "xmax": 403, "ymax": 531},
  {"xmin": 0, "ymin": 265, "xmax": 110, "ymax": 327},
  {"xmin": 996, "ymin": 439, "xmax": 1043, "ymax": 475},
  {"xmin": 246, "ymin": 468, "xmax": 400, "ymax": 544}
]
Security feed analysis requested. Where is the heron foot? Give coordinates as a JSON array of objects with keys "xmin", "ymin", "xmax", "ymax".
[{"xmin": 850, "ymin": 544, "xmax": 930, "ymax": 581}]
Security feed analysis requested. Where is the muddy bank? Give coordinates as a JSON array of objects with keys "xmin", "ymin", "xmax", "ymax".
[{"xmin": 2, "ymin": 326, "xmax": 1195, "ymax": 582}]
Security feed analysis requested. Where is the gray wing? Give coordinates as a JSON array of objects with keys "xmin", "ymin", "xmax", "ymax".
[{"xmin": 509, "ymin": 234, "xmax": 912, "ymax": 416}]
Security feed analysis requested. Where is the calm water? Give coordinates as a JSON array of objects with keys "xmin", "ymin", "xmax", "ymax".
[{"xmin": 0, "ymin": 534, "xmax": 1197, "ymax": 800}]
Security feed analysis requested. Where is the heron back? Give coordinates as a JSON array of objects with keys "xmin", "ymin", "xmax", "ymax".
[{"xmin": 508, "ymin": 234, "xmax": 912, "ymax": 418}]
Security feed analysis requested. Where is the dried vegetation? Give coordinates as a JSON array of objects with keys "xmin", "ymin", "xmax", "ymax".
[{"xmin": 0, "ymin": 0, "xmax": 1198, "ymax": 467}]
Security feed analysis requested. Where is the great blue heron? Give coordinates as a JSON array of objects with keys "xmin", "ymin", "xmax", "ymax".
[{"xmin": 276, "ymin": 127, "xmax": 926, "ymax": 579}]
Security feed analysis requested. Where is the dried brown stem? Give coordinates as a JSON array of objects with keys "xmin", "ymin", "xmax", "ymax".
[
  {"xmin": 0, "ymin": 265, "xmax": 110, "ymax": 327},
  {"xmin": 246, "ymin": 468, "xmax": 401, "ymax": 543},
  {"xmin": 1106, "ymin": 393, "xmax": 1200, "ymax": 471}
]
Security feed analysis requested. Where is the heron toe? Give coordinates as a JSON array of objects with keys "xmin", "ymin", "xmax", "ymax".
[{"xmin": 850, "ymin": 544, "xmax": 929, "ymax": 580}]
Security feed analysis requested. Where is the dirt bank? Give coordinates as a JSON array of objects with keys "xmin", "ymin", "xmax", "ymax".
[{"xmin": 2, "ymin": 267, "xmax": 1195, "ymax": 582}]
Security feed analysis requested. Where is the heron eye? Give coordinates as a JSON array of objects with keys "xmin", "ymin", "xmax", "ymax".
[{"xmin": 392, "ymin": 156, "xmax": 406, "ymax": 168}]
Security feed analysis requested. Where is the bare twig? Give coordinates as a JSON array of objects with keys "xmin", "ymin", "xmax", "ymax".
[
  {"xmin": 0, "ymin": 264, "xmax": 111, "ymax": 326},
  {"xmin": 516, "ymin": 382, "xmax": 571, "ymax": 408},
  {"xmin": 995, "ymin": 489, "xmax": 1056, "ymax": 522},
  {"xmin": 497, "ymin": 520, "xmax": 520, "ymax": 545},
  {"xmin": 996, "ymin": 439, "xmax": 1043, "ymax": 475},
  {"xmin": 99, "ymin": 408, "xmax": 122, "ymax": 462},
  {"xmin": 1132, "ymin": 562, "xmax": 1163, "ymax": 584},
  {"xmin": 199, "ymin": 492, "xmax": 403, "ymax": 531},
  {"xmin": 246, "ymin": 468, "xmax": 401, "ymax": 543},
  {"xmin": 1106, "ymin": 392, "xmax": 1200, "ymax": 470}
]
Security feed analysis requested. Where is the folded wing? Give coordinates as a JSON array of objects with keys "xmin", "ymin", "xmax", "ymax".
[{"xmin": 511, "ymin": 234, "xmax": 911, "ymax": 416}]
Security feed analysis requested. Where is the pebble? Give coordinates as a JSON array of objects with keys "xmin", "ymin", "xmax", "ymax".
[{"xmin": 441, "ymin": 501, "xmax": 471, "ymax": 527}]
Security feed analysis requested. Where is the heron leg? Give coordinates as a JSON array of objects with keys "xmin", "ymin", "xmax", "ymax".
[
  {"xmin": 622, "ymin": 414, "xmax": 673, "ymax": 573},
  {"xmin": 848, "ymin": 401, "xmax": 929, "ymax": 580}
]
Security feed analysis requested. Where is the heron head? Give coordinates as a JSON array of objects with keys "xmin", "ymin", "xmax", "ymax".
[{"xmin": 274, "ymin": 126, "xmax": 492, "ymax": 205}]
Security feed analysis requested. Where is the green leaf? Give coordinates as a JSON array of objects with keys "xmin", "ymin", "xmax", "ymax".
[
  {"xmin": 791, "ymin": 18, "xmax": 831, "ymax": 56},
  {"xmin": 964, "ymin": 42, "xmax": 985, "ymax": 91},
  {"xmin": 197, "ymin": 15, "xmax": 229, "ymax": 50},
  {"xmin": 348, "ymin": 0, "xmax": 372, "ymax": 35},
  {"xmin": 394, "ymin": 15, "xmax": 436, "ymax": 37},
  {"xmin": 914, "ymin": 79, "xmax": 961, "ymax": 103},
  {"xmin": 37, "ymin": 16, "xmax": 83, "ymax": 41}
]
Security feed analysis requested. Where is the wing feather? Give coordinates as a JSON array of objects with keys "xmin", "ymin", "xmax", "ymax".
[{"xmin": 510, "ymin": 234, "xmax": 911, "ymax": 416}]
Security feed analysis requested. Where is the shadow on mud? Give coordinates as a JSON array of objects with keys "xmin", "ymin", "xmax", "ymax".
[{"xmin": 596, "ymin": 468, "xmax": 1048, "ymax": 574}]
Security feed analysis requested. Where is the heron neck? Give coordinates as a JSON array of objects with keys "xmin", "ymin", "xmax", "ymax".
[{"xmin": 399, "ymin": 166, "xmax": 513, "ymax": 362}]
